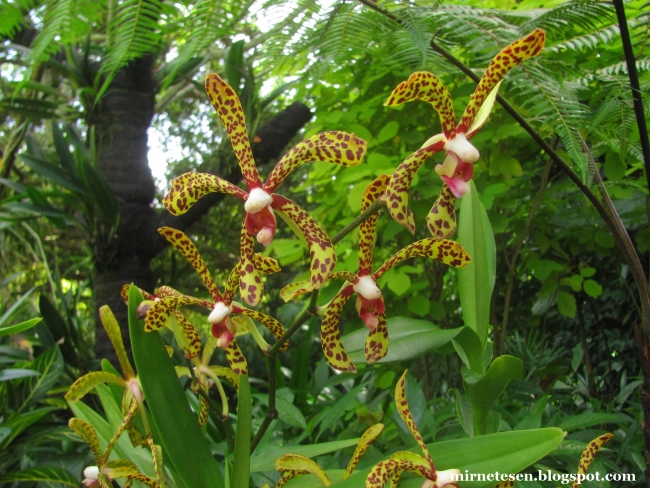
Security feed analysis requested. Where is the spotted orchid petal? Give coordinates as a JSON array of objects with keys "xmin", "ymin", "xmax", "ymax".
[
  {"xmin": 158, "ymin": 227, "xmax": 224, "ymax": 302},
  {"xmin": 197, "ymin": 396, "xmax": 209, "ymax": 427},
  {"xmin": 321, "ymin": 285, "xmax": 356, "ymax": 372},
  {"xmin": 426, "ymin": 184, "xmax": 457, "ymax": 240},
  {"xmin": 239, "ymin": 223, "xmax": 264, "ymax": 306},
  {"xmin": 364, "ymin": 311, "xmax": 388, "ymax": 364},
  {"xmin": 272, "ymin": 194, "xmax": 336, "ymax": 289},
  {"xmin": 69, "ymin": 418, "xmax": 103, "ymax": 464},
  {"xmin": 207, "ymin": 365, "xmax": 240, "ymax": 390},
  {"xmin": 385, "ymin": 71, "xmax": 456, "ymax": 139},
  {"xmin": 121, "ymin": 284, "xmax": 154, "ymax": 303},
  {"xmin": 373, "ymin": 238, "xmax": 471, "ymax": 280},
  {"xmin": 102, "ymin": 400, "xmax": 139, "ymax": 463},
  {"xmin": 144, "ymin": 295, "xmax": 213, "ymax": 332},
  {"xmin": 235, "ymin": 307, "xmax": 289, "ymax": 352},
  {"xmin": 66, "ymin": 372, "xmax": 127, "ymax": 402},
  {"xmin": 163, "ymin": 172, "xmax": 248, "ymax": 216},
  {"xmin": 458, "ymin": 29, "xmax": 546, "ymax": 134},
  {"xmin": 343, "ymin": 423, "xmax": 385, "ymax": 479},
  {"xmin": 366, "ymin": 451, "xmax": 434, "ymax": 488},
  {"xmin": 224, "ymin": 340, "xmax": 247, "ymax": 376},
  {"xmin": 225, "ymin": 254, "xmax": 280, "ymax": 303},
  {"xmin": 385, "ymin": 141, "xmax": 446, "ymax": 234},
  {"xmin": 275, "ymin": 454, "xmax": 331, "ymax": 487},
  {"xmin": 276, "ymin": 471, "xmax": 309, "ymax": 488},
  {"xmin": 280, "ymin": 279, "xmax": 314, "ymax": 302},
  {"xmin": 205, "ymin": 73, "xmax": 262, "ymax": 189},
  {"xmin": 156, "ymin": 285, "xmax": 181, "ymax": 298},
  {"xmin": 265, "ymin": 131, "xmax": 367, "ymax": 193},
  {"xmin": 99, "ymin": 306, "xmax": 136, "ymax": 379},
  {"xmin": 106, "ymin": 465, "xmax": 159, "ymax": 488},
  {"xmin": 572, "ymin": 434, "xmax": 612, "ymax": 488},
  {"xmin": 396, "ymin": 370, "xmax": 434, "ymax": 470},
  {"xmin": 359, "ymin": 175, "xmax": 390, "ymax": 274},
  {"xmin": 171, "ymin": 312, "xmax": 201, "ymax": 359}
]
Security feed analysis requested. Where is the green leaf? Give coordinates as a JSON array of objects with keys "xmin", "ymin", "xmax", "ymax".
[
  {"xmin": 557, "ymin": 291, "xmax": 577, "ymax": 318},
  {"xmin": 579, "ymin": 266, "xmax": 596, "ymax": 278},
  {"xmin": 39, "ymin": 294, "xmax": 80, "ymax": 368},
  {"xmin": 376, "ymin": 121, "xmax": 399, "ymax": 143},
  {"xmin": 453, "ymin": 388, "xmax": 474, "ymax": 437},
  {"xmin": 0, "ymin": 466, "xmax": 78, "ymax": 487},
  {"xmin": 0, "ymin": 287, "xmax": 35, "ymax": 328},
  {"xmin": 0, "ymin": 368, "xmax": 41, "ymax": 381},
  {"xmin": 1, "ymin": 407, "xmax": 57, "ymax": 447},
  {"xmin": 583, "ymin": 279, "xmax": 603, "ymax": 297},
  {"xmin": 316, "ymin": 428, "xmax": 565, "ymax": 488},
  {"xmin": 232, "ymin": 375, "xmax": 252, "ymax": 488},
  {"xmin": 0, "ymin": 317, "xmax": 42, "ymax": 337},
  {"xmin": 407, "ymin": 294, "xmax": 430, "ymax": 316},
  {"xmin": 225, "ymin": 39, "xmax": 246, "ymax": 94},
  {"xmin": 514, "ymin": 396, "xmax": 548, "ymax": 431},
  {"xmin": 128, "ymin": 286, "xmax": 224, "ymax": 488},
  {"xmin": 251, "ymin": 438, "xmax": 361, "ymax": 473},
  {"xmin": 18, "ymin": 154, "xmax": 86, "ymax": 194},
  {"xmin": 276, "ymin": 396, "xmax": 307, "ymax": 429},
  {"xmin": 452, "ymin": 326, "xmax": 485, "ymax": 373},
  {"xmin": 342, "ymin": 316, "xmax": 462, "ymax": 364},
  {"xmin": 457, "ymin": 181, "xmax": 496, "ymax": 346},
  {"xmin": 463, "ymin": 355, "xmax": 523, "ymax": 436},
  {"xmin": 16, "ymin": 346, "xmax": 64, "ymax": 411},
  {"xmin": 558, "ymin": 412, "xmax": 629, "ymax": 431},
  {"xmin": 385, "ymin": 271, "xmax": 411, "ymax": 296}
]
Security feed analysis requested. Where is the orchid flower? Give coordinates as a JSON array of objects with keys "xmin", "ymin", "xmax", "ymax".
[
  {"xmin": 175, "ymin": 336, "xmax": 239, "ymax": 425},
  {"xmin": 272, "ymin": 423, "xmax": 384, "ymax": 487},
  {"xmin": 384, "ymin": 29, "xmax": 545, "ymax": 239},
  {"xmin": 163, "ymin": 73, "xmax": 367, "ymax": 306},
  {"xmin": 280, "ymin": 175, "xmax": 471, "ymax": 373},
  {"xmin": 367, "ymin": 370, "xmax": 459, "ymax": 488},
  {"xmin": 494, "ymin": 433, "xmax": 612, "ymax": 488},
  {"xmin": 70, "ymin": 418, "xmax": 164, "ymax": 488},
  {"xmin": 141, "ymin": 226, "xmax": 288, "ymax": 376},
  {"xmin": 66, "ymin": 306, "xmax": 147, "ymax": 451}
]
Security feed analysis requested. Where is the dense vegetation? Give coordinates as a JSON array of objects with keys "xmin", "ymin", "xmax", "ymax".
[{"xmin": 0, "ymin": 0, "xmax": 648, "ymax": 487}]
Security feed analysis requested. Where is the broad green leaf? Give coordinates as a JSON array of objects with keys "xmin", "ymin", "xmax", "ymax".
[
  {"xmin": 457, "ymin": 181, "xmax": 496, "ymax": 346},
  {"xmin": 0, "ymin": 407, "xmax": 57, "ymax": 447},
  {"xmin": 342, "ymin": 316, "xmax": 462, "ymax": 364},
  {"xmin": 0, "ymin": 466, "xmax": 78, "ymax": 487},
  {"xmin": 39, "ymin": 294, "xmax": 80, "ymax": 368},
  {"xmin": 583, "ymin": 279, "xmax": 603, "ymax": 297},
  {"xmin": 557, "ymin": 291, "xmax": 576, "ymax": 318},
  {"xmin": 514, "ymin": 395, "xmax": 548, "ymax": 431},
  {"xmin": 15, "ymin": 346, "xmax": 63, "ymax": 412},
  {"xmin": 251, "ymin": 438, "xmax": 361, "ymax": 473},
  {"xmin": 453, "ymin": 388, "xmax": 474, "ymax": 437},
  {"xmin": 128, "ymin": 286, "xmax": 224, "ymax": 488},
  {"xmin": 0, "ymin": 287, "xmax": 35, "ymax": 328},
  {"xmin": 297, "ymin": 428, "xmax": 565, "ymax": 488},
  {"xmin": 276, "ymin": 396, "xmax": 307, "ymax": 429},
  {"xmin": 407, "ymin": 294, "xmax": 430, "ymax": 316},
  {"xmin": 0, "ymin": 317, "xmax": 41, "ymax": 338},
  {"xmin": 376, "ymin": 121, "xmax": 399, "ymax": 143},
  {"xmin": 557, "ymin": 412, "xmax": 629, "ymax": 431},
  {"xmin": 463, "ymin": 355, "xmax": 523, "ymax": 436},
  {"xmin": 452, "ymin": 326, "xmax": 484, "ymax": 373},
  {"xmin": 18, "ymin": 154, "xmax": 86, "ymax": 194},
  {"xmin": 0, "ymin": 368, "xmax": 40, "ymax": 381}
]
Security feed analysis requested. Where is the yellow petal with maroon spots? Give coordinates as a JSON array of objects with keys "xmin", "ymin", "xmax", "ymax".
[
  {"xmin": 276, "ymin": 471, "xmax": 310, "ymax": 488},
  {"xmin": 66, "ymin": 371, "xmax": 126, "ymax": 402},
  {"xmin": 426, "ymin": 184, "xmax": 457, "ymax": 240},
  {"xmin": 364, "ymin": 312, "xmax": 389, "ymax": 364},
  {"xmin": 255, "ymin": 253, "xmax": 281, "ymax": 274},
  {"xmin": 163, "ymin": 171, "xmax": 248, "ymax": 216},
  {"xmin": 272, "ymin": 194, "xmax": 336, "ymax": 289},
  {"xmin": 225, "ymin": 340, "xmax": 248, "ymax": 376},
  {"xmin": 158, "ymin": 226, "xmax": 224, "ymax": 302},
  {"xmin": 571, "ymin": 433, "xmax": 612, "ymax": 488},
  {"xmin": 172, "ymin": 312, "xmax": 201, "ymax": 359},
  {"xmin": 239, "ymin": 225, "xmax": 263, "ymax": 306},
  {"xmin": 144, "ymin": 295, "xmax": 211, "ymax": 332},
  {"xmin": 343, "ymin": 423, "xmax": 385, "ymax": 479},
  {"xmin": 121, "ymin": 283, "xmax": 155, "ymax": 303},
  {"xmin": 237, "ymin": 307, "xmax": 288, "ymax": 352},
  {"xmin": 458, "ymin": 29, "xmax": 545, "ymax": 134},
  {"xmin": 264, "ymin": 131, "xmax": 367, "ymax": 193},
  {"xmin": 198, "ymin": 395, "xmax": 209, "ymax": 427},
  {"xmin": 495, "ymin": 480, "xmax": 515, "ymax": 488},
  {"xmin": 373, "ymin": 238, "xmax": 471, "ymax": 280},
  {"xmin": 329, "ymin": 271, "xmax": 359, "ymax": 283},
  {"xmin": 107, "ymin": 465, "xmax": 159, "ymax": 488},
  {"xmin": 103, "ymin": 400, "xmax": 139, "ymax": 463},
  {"xmin": 395, "ymin": 370, "xmax": 434, "ymax": 471},
  {"xmin": 275, "ymin": 454, "xmax": 331, "ymax": 487},
  {"xmin": 385, "ymin": 71, "xmax": 456, "ymax": 139},
  {"xmin": 320, "ymin": 286, "xmax": 356, "ymax": 373},
  {"xmin": 69, "ymin": 418, "xmax": 102, "ymax": 463},
  {"xmin": 366, "ymin": 451, "xmax": 433, "ymax": 488},
  {"xmin": 467, "ymin": 80, "xmax": 501, "ymax": 138},
  {"xmin": 99, "ymin": 306, "xmax": 135, "ymax": 379},
  {"xmin": 386, "ymin": 141, "xmax": 446, "ymax": 234},
  {"xmin": 359, "ymin": 175, "xmax": 390, "ymax": 274},
  {"xmin": 205, "ymin": 73, "xmax": 262, "ymax": 189},
  {"xmin": 280, "ymin": 279, "xmax": 314, "ymax": 302},
  {"xmin": 148, "ymin": 437, "xmax": 164, "ymax": 486},
  {"xmin": 207, "ymin": 365, "xmax": 239, "ymax": 390},
  {"xmin": 156, "ymin": 285, "xmax": 181, "ymax": 298}
]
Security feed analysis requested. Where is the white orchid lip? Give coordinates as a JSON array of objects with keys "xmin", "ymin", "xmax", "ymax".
[
  {"xmin": 353, "ymin": 275, "xmax": 382, "ymax": 300},
  {"xmin": 208, "ymin": 302, "xmax": 232, "ymax": 324},
  {"xmin": 244, "ymin": 187, "xmax": 273, "ymax": 214},
  {"xmin": 445, "ymin": 133, "xmax": 479, "ymax": 163},
  {"xmin": 83, "ymin": 466, "xmax": 100, "ymax": 480},
  {"xmin": 435, "ymin": 468, "xmax": 461, "ymax": 488}
]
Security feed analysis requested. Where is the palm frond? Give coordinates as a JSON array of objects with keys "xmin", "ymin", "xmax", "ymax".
[{"xmin": 97, "ymin": 0, "xmax": 162, "ymax": 100}]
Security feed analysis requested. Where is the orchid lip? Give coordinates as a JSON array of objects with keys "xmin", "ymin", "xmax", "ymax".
[
  {"xmin": 444, "ymin": 133, "xmax": 479, "ymax": 163},
  {"xmin": 244, "ymin": 188, "xmax": 273, "ymax": 214},
  {"xmin": 208, "ymin": 302, "xmax": 232, "ymax": 324},
  {"xmin": 353, "ymin": 275, "xmax": 382, "ymax": 300},
  {"xmin": 436, "ymin": 469, "xmax": 461, "ymax": 488},
  {"xmin": 83, "ymin": 466, "xmax": 100, "ymax": 480}
]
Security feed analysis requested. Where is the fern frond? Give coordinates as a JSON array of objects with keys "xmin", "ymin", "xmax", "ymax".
[
  {"xmin": 0, "ymin": 0, "xmax": 35, "ymax": 38},
  {"xmin": 97, "ymin": 0, "xmax": 162, "ymax": 100},
  {"xmin": 519, "ymin": 0, "xmax": 614, "ymax": 39}
]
